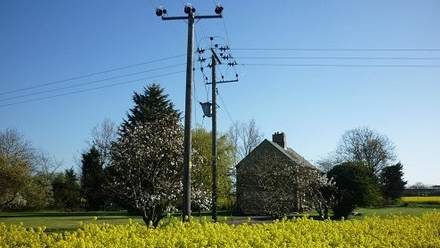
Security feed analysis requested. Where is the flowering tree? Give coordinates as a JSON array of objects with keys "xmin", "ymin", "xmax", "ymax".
[
  {"xmin": 108, "ymin": 116, "xmax": 183, "ymax": 226},
  {"xmin": 306, "ymin": 174, "xmax": 339, "ymax": 220},
  {"xmin": 106, "ymin": 84, "xmax": 183, "ymax": 226}
]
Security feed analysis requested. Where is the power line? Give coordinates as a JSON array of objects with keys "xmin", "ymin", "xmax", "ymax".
[
  {"xmin": 236, "ymin": 56, "xmax": 440, "ymax": 61},
  {"xmin": 0, "ymin": 63, "xmax": 185, "ymax": 102},
  {"xmin": 233, "ymin": 48, "xmax": 440, "ymax": 52},
  {"xmin": 241, "ymin": 63, "xmax": 440, "ymax": 68},
  {"xmin": 217, "ymin": 90, "xmax": 234, "ymax": 127},
  {"xmin": 0, "ymin": 70, "xmax": 185, "ymax": 108},
  {"xmin": 1, "ymin": 54, "xmax": 186, "ymax": 96}
]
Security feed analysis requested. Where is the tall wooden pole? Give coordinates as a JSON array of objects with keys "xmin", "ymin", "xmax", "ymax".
[
  {"xmin": 182, "ymin": 10, "xmax": 194, "ymax": 221},
  {"xmin": 211, "ymin": 52, "xmax": 218, "ymax": 222}
]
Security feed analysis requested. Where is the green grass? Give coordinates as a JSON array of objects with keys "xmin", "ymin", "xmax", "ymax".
[
  {"xmin": 1, "ymin": 207, "xmax": 438, "ymax": 232},
  {"xmin": 0, "ymin": 210, "xmax": 235, "ymax": 232},
  {"xmin": 351, "ymin": 207, "xmax": 438, "ymax": 220},
  {"xmin": 0, "ymin": 211, "xmax": 144, "ymax": 232}
]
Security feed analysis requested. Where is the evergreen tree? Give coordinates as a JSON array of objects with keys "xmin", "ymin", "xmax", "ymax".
[
  {"xmin": 380, "ymin": 162, "xmax": 407, "ymax": 203},
  {"xmin": 52, "ymin": 168, "xmax": 81, "ymax": 210},
  {"xmin": 121, "ymin": 84, "xmax": 180, "ymax": 132},
  {"xmin": 81, "ymin": 146, "xmax": 106, "ymax": 211}
]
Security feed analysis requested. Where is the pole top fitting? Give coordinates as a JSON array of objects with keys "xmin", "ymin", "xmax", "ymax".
[{"xmin": 184, "ymin": 4, "xmax": 196, "ymax": 14}]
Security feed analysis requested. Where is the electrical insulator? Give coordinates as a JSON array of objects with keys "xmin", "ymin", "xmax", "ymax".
[
  {"xmin": 184, "ymin": 4, "xmax": 195, "ymax": 14},
  {"xmin": 215, "ymin": 4, "xmax": 223, "ymax": 14}
]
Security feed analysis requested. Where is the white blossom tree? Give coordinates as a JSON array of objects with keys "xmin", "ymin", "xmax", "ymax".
[
  {"xmin": 108, "ymin": 115, "xmax": 183, "ymax": 226},
  {"xmin": 306, "ymin": 174, "xmax": 339, "ymax": 220}
]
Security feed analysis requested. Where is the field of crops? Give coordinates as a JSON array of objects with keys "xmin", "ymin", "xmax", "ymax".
[
  {"xmin": 1, "ymin": 212, "xmax": 440, "ymax": 247},
  {"xmin": 402, "ymin": 196, "xmax": 440, "ymax": 204}
]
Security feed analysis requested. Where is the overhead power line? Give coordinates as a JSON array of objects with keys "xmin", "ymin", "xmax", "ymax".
[
  {"xmin": 0, "ymin": 63, "xmax": 185, "ymax": 103},
  {"xmin": 232, "ymin": 48, "xmax": 440, "ymax": 69},
  {"xmin": 0, "ymin": 70, "xmax": 185, "ymax": 108},
  {"xmin": 236, "ymin": 56, "xmax": 440, "ymax": 61},
  {"xmin": 233, "ymin": 48, "xmax": 440, "ymax": 52},
  {"xmin": 1, "ymin": 54, "xmax": 186, "ymax": 96},
  {"xmin": 242, "ymin": 63, "xmax": 440, "ymax": 68}
]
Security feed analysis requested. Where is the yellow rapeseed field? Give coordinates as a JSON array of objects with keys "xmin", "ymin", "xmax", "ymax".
[
  {"xmin": 402, "ymin": 196, "xmax": 440, "ymax": 204},
  {"xmin": 1, "ymin": 212, "xmax": 440, "ymax": 247}
]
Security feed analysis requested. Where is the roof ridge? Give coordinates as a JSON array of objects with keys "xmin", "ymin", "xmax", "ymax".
[{"xmin": 267, "ymin": 140, "xmax": 315, "ymax": 168}]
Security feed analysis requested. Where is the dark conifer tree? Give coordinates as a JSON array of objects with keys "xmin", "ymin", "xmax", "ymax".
[
  {"xmin": 121, "ymin": 84, "xmax": 180, "ymax": 132},
  {"xmin": 52, "ymin": 168, "xmax": 81, "ymax": 210},
  {"xmin": 81, "ymin": 146, "xmax": 106, "ymax": 211},
  {"xmin": 380, "ymin": 162, "xmax": 407, "ymax": 203}
]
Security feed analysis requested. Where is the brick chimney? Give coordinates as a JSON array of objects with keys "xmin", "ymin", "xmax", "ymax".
[{"xmin": 272, "ymin": 132, "xmax": 286, "ymax": 149}]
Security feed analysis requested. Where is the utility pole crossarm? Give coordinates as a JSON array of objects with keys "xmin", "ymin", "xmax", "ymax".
[
  {"xmin": 162, "ymin": 15, "xmax": 222, "ymax": 20},
  {"xmin": 206, "ymin": 79, "xmax": 238, "ymax": 85}
]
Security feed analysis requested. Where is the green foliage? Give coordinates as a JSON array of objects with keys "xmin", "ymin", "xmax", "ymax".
[
  {"xmin": 121, "ymin": 84, "xmax": 180, "ymax": 132},
  {"xmin": 81, "ymin": 146, "xmax": 107, "ymax": 211},
  {"xmin": 328, "ymin": 162, "xmax": 382, "ymax": 219},
  {"xmin": 0, "ymin": 152, "xmax": 34, "ymax": 210},
  {"xmin": 380, "ymin": 162, "xmax": 407, "ymax": 204},
  {"xmin": 51, "ymin": 168, "xmax": 82, "ymax": 211},
  {"xmin": 0, "ymin": 129, "xmax": 52, "ymax": 211},
  {"xmin": 191, "ymin": 127, "xmax": 235, "ymax": 211}
]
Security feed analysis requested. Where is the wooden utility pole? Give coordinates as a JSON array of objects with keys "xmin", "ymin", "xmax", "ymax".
[
  {"xmin": 156, "ymin": 4, "xmax": 223, "ymax": 221},
  {"xmin": 210, "ymin": 48, "xmax": 221, "ymax": 222}
]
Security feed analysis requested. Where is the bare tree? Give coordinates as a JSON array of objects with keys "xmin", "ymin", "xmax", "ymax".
[
  {"xmin": 86, "ymin": 118, "xmax": 117, "ymax": 168},
  {"xmin": 0, "ymin": 128, "xmax": 35, "ymax": 167},
  {"xmin": 336, "ymin": 127, "xmax": 396, "ymax": 175},
  {"xmin": 34, "ymin": 150, "xmax": 62, "ymax": 181},
  {"xmin": 408, "ymin": 182, "xmax": 430, "ymax": 189},
  {"xmin": 241, "ymin": 119, "xmax": 263, "ymax": 158},
  {"xmin": 227, "ymin": 118, "xmax": 264, "ymax": 163},
  {"xmin": 227, "ymin": 121, "xmax": 240, "ymax": 164},
  {"xmin": 316, "ymin": 152, "xmax": 345, "ymax": 173}
]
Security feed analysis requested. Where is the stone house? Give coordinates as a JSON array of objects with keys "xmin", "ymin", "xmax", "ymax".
[{"xmin": 236, "ymin": 132, "xmax": 317, "ymax": 216}]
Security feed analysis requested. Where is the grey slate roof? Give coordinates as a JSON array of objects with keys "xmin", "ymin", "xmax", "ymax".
[
  {"xmin": 236, "ymin": 139, "xmax": 316, "ymax": 169},
  {"xmin": 267, "ymin": 140, "xmax": 316, "ymax": 169}
]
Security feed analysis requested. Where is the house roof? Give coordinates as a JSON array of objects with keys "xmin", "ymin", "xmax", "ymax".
[
  {"xmin": 268, "ymin": 140, "xmax": 315, "ymax": 169},
  {"xmin": 236, "ymin": 139, "xmax": 316, "ymax": 169}
]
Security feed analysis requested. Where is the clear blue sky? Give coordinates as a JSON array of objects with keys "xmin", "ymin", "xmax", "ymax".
[{"xmin": 1, "ymin": 0, "xmax": 439, "ymax": 185}]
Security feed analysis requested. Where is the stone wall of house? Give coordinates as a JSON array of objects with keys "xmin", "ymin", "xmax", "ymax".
[{"xmin": 236, "ymin": 140, "xmax": 316, "ymax": 216}]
